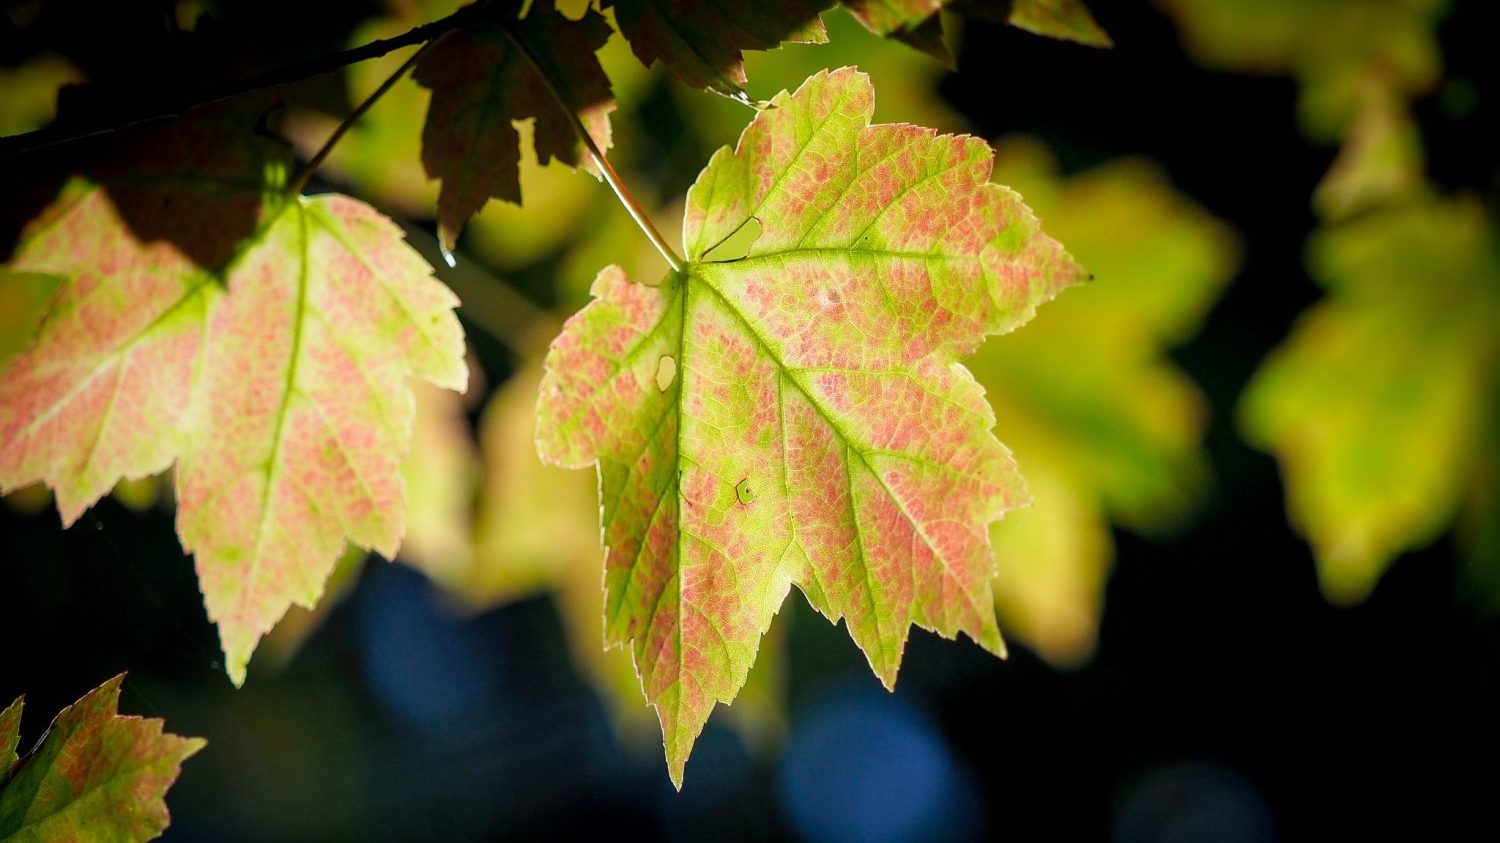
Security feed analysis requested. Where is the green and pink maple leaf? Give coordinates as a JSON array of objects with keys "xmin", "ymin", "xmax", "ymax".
[
  {"xmin": 536, "ymin": 67, "xmax": 1084, "ymax": 784},
  {"xmin": 0, "ymin": 106, "xmax": 467, "ymax": 684},
  {"xmin": 0, "ymin": 675, "xmax": 203, "ymax": 841}
]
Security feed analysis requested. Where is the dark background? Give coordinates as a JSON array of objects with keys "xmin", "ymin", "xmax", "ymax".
[{"xmin": 3, "ymin": 1, "xmax": 1498, "ymax": 840}]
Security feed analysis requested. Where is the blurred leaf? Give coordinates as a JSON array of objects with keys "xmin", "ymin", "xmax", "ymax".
[
  {"xmin": 415, "ymin": 0, "xmax": 615, "ymax": 251},
  {"xmin": 1155, "ymin": 0, "xmax": 1445, "ymax": 218},
  {"xmin": 1312, "ymin": 88, "xmax": 1423, "ymax": 220},
  {"xmin": 970, "ymin": 138, "xmax": 1237, "ymax": 664},
  {"xmin": 1241, "ymin": 198, "xmax": 1500, "ymax": 603},
  {"xmin": 400, "ymin": 380, "xmax": 481, "ymax": 585},
  {"xmin": 535, "ymin": 69, "xmax": 1083, "ymax": 784},
  {"xmin": 0, "ymin": 675, "xmax": 203, "ymax": 842},
  {"xmin": 0, "ymin": 55, "xmax": 84, "ymax": 136},
  {"xmin": 0, "ymin": 270, "xmax": 62, "ymax": 362}
]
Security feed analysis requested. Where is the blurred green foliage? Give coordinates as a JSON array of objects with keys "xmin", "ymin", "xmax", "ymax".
[
  {"xmin": 973, "ymin": 139, "xmax": 1237, "ymax": 663},
  {"xmin": 1242, "ymin": 199, "xmax": 1500, "ymax": 603},
  {"xmin": 1156, "ymin": 0, "xmax": 1447, "ymax": 218}
]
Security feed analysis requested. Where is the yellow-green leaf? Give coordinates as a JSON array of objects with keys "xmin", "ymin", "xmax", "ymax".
[
  {"xmin": 971, "ymin": 139, "xmax": 1237, "ymax": 664},
  {"xmin": 1241, "ymin": 198, "xmax": 1500, "ymax": 603}
]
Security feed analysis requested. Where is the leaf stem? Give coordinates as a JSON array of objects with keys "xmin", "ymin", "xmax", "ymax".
[
  {"xmin": 287, "ymin": 40, "xmax": 435, "ymax": 196},
  {"xmin": 499, "ymin": 24, "xmax": 685, "ymax": 274}
]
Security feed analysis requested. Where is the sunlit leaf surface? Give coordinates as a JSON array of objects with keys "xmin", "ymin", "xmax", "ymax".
[
  {"xmin": 0, "ymin": 107, "xmax": 468, "ymax": 684},
  {"xmin": 536, "ymin": 68, "xmax": 1083, "ymax": 783}
]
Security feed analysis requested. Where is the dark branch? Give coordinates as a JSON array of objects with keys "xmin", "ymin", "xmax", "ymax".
[{"xmin": 0, "ymin": 5, "xmax": 481, "ymax": 160}]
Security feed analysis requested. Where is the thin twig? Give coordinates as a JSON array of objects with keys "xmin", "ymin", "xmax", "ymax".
[
  {"xmin": 287, "ymin": 40, "xmax": 435, "ymax": 196},
  {"xmin": 498, "ymin": 24, "xmax": 685, "ymax": 274},
  {"xmin": 0, "ymin": 5, "xmax": 480, "ymax": 160}
]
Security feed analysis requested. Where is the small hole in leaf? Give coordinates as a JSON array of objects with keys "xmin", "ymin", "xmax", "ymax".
[
  {"xmin": 735, "ymin": 478, "xmax": 756, "ymax": 505},
  {"xmin": 655, "ymin": 355, "xmax": 677, "ymax": 392}
]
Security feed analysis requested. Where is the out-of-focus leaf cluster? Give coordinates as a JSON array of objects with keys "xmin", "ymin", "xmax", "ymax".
[
  {"xmin": 1159, "ymin": 0, "xmax": 1500, "ymax": 605},
  {"xmin": 1156, "ymin": 0, "xmax": 1446, "ymax": 219},
  {"xmin": 974, "ymin": 139, "xmax": 1237, "ymax": 664},
  {"xmin": 1242, "ymin": 200, "xmax": 1500, "ymax": 604}
]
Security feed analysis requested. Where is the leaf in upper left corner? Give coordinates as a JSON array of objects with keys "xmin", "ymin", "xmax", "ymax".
[
  {"xmin": 415, "ymin": 0, "xmax": 615, "ymax": 252},
  {"xmin": 0, "ymin": 675, "xmax": 204, "ymax": 842},
  {"xmin": 0, "ymin": 100, "xmax": 281, "ymax": 525},
  {"xmin": 1, "ymin": 103, "xmax": 469, "ymax": 685}
]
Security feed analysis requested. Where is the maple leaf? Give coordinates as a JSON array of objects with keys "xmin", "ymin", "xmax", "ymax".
[
  {"xmin": 1241, "ymin": 198, "xmax": 1499, "ymax": 603},
  {"xmin": 171, "ymin": 193, "xmax": 467, "ymax": 684},
  {"xmin": 1, "ymin": 107, "xmax": 468, "ymax": 684},
  {"xmin": 415, "ymin": 0, "xmax": 615, "ymax": 252},
  {"xmin": 603, "ymin": 0, "xmax": 832, "ymax": 98},
  {"xmin": 0, "ymin": 675, "xmax": 203, "ymax": 842},
  {"xmin": 971, "ymin": 139, "xmax": 1235, "ymax": 664},
  {"xmin": 535, "ymin": 67, "xmax": 1084, "ymax": 784}
]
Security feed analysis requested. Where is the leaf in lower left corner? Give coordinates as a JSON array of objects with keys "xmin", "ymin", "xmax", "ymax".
[{"xmin": 0, "ymin": 675, "xmax": 204, "ymax": 842}]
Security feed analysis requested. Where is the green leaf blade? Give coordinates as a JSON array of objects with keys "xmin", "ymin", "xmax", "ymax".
[
  {"xmin": 0, "ymin": 675, "xmax": 203, "ymax": 843},
  {"xmin": 177, "ymin": 195, "xmax": 467, "ymax": 684},
  {"xmin": 0, "ymin": 184, "xmax": 216, "ymax": 525}
]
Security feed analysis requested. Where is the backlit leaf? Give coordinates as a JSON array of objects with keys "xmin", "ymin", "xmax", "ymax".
[
  {"xmin": 1241, "ymin": 198, "xmax": 1499, "ymax": 603},
  {"xmin": 0, "ymin": 675, "xmax": 203, "ymax": 842},
  {"xmin": 0, "ymin": 108, "xmax": 468, "ymax": 684},
  {"xmin": 415, "ymin": 0, "xmax": 615, "ymax": 251},
  {"xmin": 535, "ymin": 68, "xmax": 1084, "ymax": 784},
  {"xmin": 174, "ymin": 193, "xmax": 467, "ymax": 684}
]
